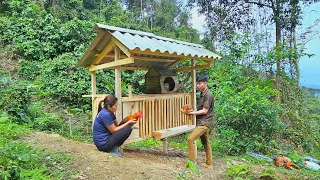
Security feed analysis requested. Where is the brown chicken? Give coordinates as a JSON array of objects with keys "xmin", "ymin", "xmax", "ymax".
[
  {"xmin": 273, "ymin": 155, "xmax": 300, "ymax": 170},
  {"xmin": 123, "ymin": 111, "xmax": 143, "ymax": 121},
  {"xmin": 180, "ymin": 104, "xmax": 194, "ymax": 122},
  {"xmin": 180, "ymin": 104, "xmax": 193, "ymax": 114}
]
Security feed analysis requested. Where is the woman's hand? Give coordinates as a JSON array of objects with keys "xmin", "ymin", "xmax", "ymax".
[{"xmin": 127, "ymin": 120, "xmax": 137, "ymax": 126}]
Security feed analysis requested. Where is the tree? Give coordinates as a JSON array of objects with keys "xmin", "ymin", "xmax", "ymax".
[{"xmin": 188, "ymin": 0, "xmax": 319, "ymax": 102}]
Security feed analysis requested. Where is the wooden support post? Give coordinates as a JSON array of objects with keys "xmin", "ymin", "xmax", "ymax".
[
  {"xmin": 191, "ymin": 58, "xmax": 197, "ymax": 159},
  {"xmin": 162, "ymin": 138, "xmax": 168, "ymax": 154},
  {"xmin": 191, "ymin": 59, "xmax": 197, "ymax": 125},
  {"xmin": 128, "ymin": 85, "xmax": 132, "ymax": 98},
  {"xmin": 91, "ymin": 71, "xmax": 97, "ymax": 123},
  {"xmin": 114, "ymin": 46, "xmax": 122, "ymax": 123}
]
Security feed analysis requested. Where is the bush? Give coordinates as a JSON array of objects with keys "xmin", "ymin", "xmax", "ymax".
[
  {"xmin": 0, "ymin": 141, "xmax": 71, "ymax": 180},
  {"xmin": 32, "ymin": 113, "xmax": 62, "ymax": 132},
  {"xmin": 0, "ymin": 70, "xmax": 39, "ymax": 124},
  {"xmin": 36, "ymin": 53, "xmax": 91, "ymax": 106},
  {"xmin": 0, "ymin": 111, "xmax": 28, "ymax": 140},
  {"xmin": 0, "ymin": 0, "xmax": 94, "ymax": 62},
  {"xmin": 210, "ymin": 59, "xmax": 284, "ymax": 154},
  {"xmin": 0, "ymin": 110, "xmax": 72, "ymax": 180}
]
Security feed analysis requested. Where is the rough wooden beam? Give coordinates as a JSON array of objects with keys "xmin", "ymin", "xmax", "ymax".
[
  {"xmin": 191, "ymin": 59, "xmax": 197, "ymax": 159},
  {"xmin": 115, "ymin": 46, "xmax": 123, "ymax": 122},
  {"xmin": 88, "ymin": 57, "xmax": 134, "ymax": 72},
  {"xmin": 120, "ymin": 66, "xmax": 149, "ymax": 71},
  {"xmin": 169, "ymin": 58, "xmax": 183, "ymax": 67},
  {"xmin": 82, "ymin": 94, "xmax": 109, "ymax": 98},
  {"xmin": 90, "ymin": 41, "xmax": 114, "ymax": 67},
  {"xmin": 111, "ymin": 37, "xmax": 131, "ymax": 57},
  {"xmin": 89, "ymin": 30, "xmax": 106, "ymax": 51},
  {"xmin": 162, "ymin": 138, "xmax": 168, "ymax": 154},
  {"xmin": 152, "ymin": 125, "xmax": 195, "ymax": 140},
  {"xmin": 134, "ymin": 56, "xmax": 175, "ymax": 63},
  {"xmin": 102, "ymin": 54, "xmax": 176, "ymax": 63},
  {"xmin": 132, "ymin": 49, "xmax": 216, "ymax": 61},
  {"xmin": 174, "ymin": 64, "xmax": 211, "ymax": 72},
  {"xmin": 191, "ymin": 59, "xmax": 197, "ymax": 126},
  {"xmin": 91, "ymin": 72, "xmax": 96, "ymax": 123},
  {"xmin": 131, "ymin": 49, "xmax": 195, "ymax": 59}
]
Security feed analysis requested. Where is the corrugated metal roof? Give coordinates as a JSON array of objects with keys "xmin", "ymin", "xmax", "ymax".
[
  {"xmin": 97, "ymin": 23, "xmax": 219, "ymax": 58},
  {"xmin": 78, "ymin": 23, "xmax": 221, "ymax": 68}
]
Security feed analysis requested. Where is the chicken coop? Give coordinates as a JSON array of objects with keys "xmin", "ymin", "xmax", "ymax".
[{"xmin": 77, "ymin": 23, "xmax": 221, "ymax": 147}]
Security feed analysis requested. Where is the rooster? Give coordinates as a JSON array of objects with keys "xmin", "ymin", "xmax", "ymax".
[
  {"xmin": 180, "ymin": 104, "xmax": 194, "ymax": 122},
  {"xmin": 123, "ymin": 111, "xmax": 143, "ymax": 121},
  {"xmin": 180, "ymin": 104, "xmax": 193, "ymax": 115},
  {"xmin": 273, "ymin": 155, "xmax": 300, "ymax": 170}
]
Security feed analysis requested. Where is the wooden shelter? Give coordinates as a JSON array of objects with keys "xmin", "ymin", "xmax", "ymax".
[{"xmin": 77, "ymin": 23, "xmax": 221, "ymax": 144}]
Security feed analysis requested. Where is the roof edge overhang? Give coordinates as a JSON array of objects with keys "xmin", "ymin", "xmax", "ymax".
[{"xmin": 77, "ymin": 23, "xmax": 222, "ymax": 70}]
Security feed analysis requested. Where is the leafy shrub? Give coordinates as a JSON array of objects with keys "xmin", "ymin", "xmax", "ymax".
[
  {"xmin": 36, "ymin": 53, "xmax": 91, "ymax": 106},
  {"xmin": 211, "ymin": 128, "xmax": 241, "ymax": 156},
  {"xmin": 0, "ymin": 0, "xmax": 94, "ymax": 62},
  {"xmin": 259, "ymin": 167, "xmax": 280, "ymax": 180},
  {"xmin": 225, "ymin": 161, "xmax": 254, "ymax": 179},
  {"xmin": 0, "ymin": 111, "xmax": 28, "ymax": 140},
  {"xmin": 36, "ymin": 52, "xmax": 147, "ymax": 106},
  {"xmin": 128, "ymin": 138, "xmax": 162, "ymax": 149},
  {"xmin": 0, "ymin": 71, "xmax": 39, "ymax": 124},
  {"xmin": 211, "ymin": 61, "xmax": 284, "ymax": 154},
  {"xmin": 0, "ymin": 110, "xmax": 72, "ymax": 180},
  {"xmin": 0, "ymin": 141, "xmax": 71, "ymax": 180},
  {"xmin": 32, "ymin": 113, "xmax": 62, "ymax": 132},
  {"xmin": 18, "ymin": 59, "xmax": 40, "ymax": 81}
]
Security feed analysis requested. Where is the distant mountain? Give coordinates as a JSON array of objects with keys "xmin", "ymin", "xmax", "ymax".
[{"xmin": 300, "ymin": 83, "xmax": 320, "ymax": 89}]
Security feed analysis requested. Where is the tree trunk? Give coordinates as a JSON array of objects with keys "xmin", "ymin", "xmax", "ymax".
[
  {"xmin": 293, "ymin": 27, "xmax": 300, "ymax": 85},
  {"xmin": 275, "ymin": 0, "xmax": 281, "ymax": 103}
]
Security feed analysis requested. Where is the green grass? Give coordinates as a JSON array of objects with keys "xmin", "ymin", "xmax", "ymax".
[{"xmin": 0, "ymin": 111, "xmax": 74, "ymax": 180}]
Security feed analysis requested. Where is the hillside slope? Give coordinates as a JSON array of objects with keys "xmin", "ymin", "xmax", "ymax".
[{"xmin": 24, "ymin": 132, "xmax": 226, "ymax": 179}]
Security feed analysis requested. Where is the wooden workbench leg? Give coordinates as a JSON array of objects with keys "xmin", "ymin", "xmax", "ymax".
[{"xmin": 162, "ymin": 138, "xmax": 168, "ymax": 154}]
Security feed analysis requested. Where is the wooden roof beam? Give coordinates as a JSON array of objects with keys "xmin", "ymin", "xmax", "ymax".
[
  {"xmin": 132, "ymin": 49, "xmax": 193, "ymax": 59},
  {"xmin": 88, "ymin": 57, "xmax": 134, "ymax": 72},
  {"xmin": 101, "ymin": 54, "xmax": 176, "ymax": 63},
  {"xmin": 174, "ymin": 64, "xmax": 211, "ymax": 72},
  {"xmin": 170, "ymin": 59, "xmax": 213, "ymax": 68},
  {"xmin": 131, "ymin": 49, "xmax": 215, "ymax": 62},
  {"xmin": 169, "ymin": 58, "xmax": 182, "ymax": 67},
  {"xmin": 120, "ymin": 66, "xmax": 149, "ymax": 70},
  {"xmin": 134, "ymin": 56, "xmax": 175, "ymax": 63},
  {"xmin": 89, "ymin": 41, "xmax": 114, "ymax": 67},
  {"xmin": 111, "ymin": 36, "xmax": 131, "ymax": 57}
]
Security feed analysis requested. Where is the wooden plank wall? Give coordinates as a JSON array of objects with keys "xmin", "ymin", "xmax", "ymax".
[
  {"xmin": 122, "ymin": 93, "xmax": 194, "ymax": 140},
  {"xmin": 92, "ymin": 93, "xmax": 194, "ymax": 142}
]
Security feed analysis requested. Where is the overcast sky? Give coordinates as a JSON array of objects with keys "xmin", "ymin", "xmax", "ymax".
[{"xmin": 190, "ymin": 3, "xmax": 320, "ymax": 88}]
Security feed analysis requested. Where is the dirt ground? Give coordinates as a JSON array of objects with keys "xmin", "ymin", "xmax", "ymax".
[{"xmin": 24, "ymin": 132, "xmax": 227, "ymax": 180}]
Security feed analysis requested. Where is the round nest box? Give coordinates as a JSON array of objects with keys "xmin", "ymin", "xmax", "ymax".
[{"xmin": 145, "ymin": 66, "xmax": 178, "ymax": 94}]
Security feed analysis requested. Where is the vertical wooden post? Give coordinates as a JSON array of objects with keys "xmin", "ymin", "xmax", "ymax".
[
  {"xmin": 91, "ymin": 71, "xmax": 97, "ymax": 123},
  {"xmin": 128, "ymin": 85, "xmax": 132, "ymax": 98},
  {"xmin": 114, "ymin": 46, "xmax": 122, "ymax": 123},
  {"xmin": 162, "ymin": 138, "xmax": 168, "ymax": 154},
  {"xmin": 191, "ymin": 59, "xmax": 196, "ymax": 125},
  {"xmin": 191, "ymin": 58, "xmax": 197, "ymax": 158}
]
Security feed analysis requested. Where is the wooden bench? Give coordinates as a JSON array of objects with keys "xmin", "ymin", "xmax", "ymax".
[{"xmin": 152, "ymin": 125, "xmax": 195, "ymax": 140}]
